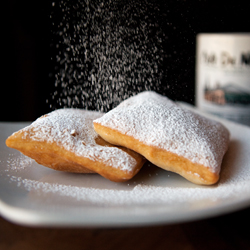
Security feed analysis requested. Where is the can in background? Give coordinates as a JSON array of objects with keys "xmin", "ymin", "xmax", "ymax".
[{"xmin": 195, "ymin": 33, "xmax": 250, "ymax": 126}]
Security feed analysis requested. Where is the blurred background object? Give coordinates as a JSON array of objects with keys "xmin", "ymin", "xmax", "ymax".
[
  {"xmin": 196, "ymin": 33, "xmax": 250, "ymax": 126},
  {"xmin": 2, "ymin": 0, "xmax": 250, "ymax": 121}
]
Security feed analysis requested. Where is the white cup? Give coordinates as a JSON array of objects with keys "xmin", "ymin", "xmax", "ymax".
[{"xmin": 196, "ymin": 33, "xmax": 250, "ymax": 126}]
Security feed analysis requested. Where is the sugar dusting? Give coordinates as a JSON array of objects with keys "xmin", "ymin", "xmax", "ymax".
[
  {"xmin": 12, "ymin": 109, "xmax": 137, "ymax": 172},
  {"xmin": 2, "ymin": 1, "xmax": 248, "ymax": 208},
  {"xmin": 4, "ymin": 123, "xmax": 250, "ymax": 207},
  {"xmin": 94, "ymin": 91, "xmax": 230, "ymax": 173},
  {"xmin": 48, "ymin": 0, "xmax": 166, "ymax": 111},
  {"xmin": 5, "ymin": 153, "xmax": 34, "ymax": 173}
]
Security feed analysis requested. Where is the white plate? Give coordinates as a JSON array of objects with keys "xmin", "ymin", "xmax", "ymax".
[{"xmin": 1, "ymin": 105, "xmax": 250, "ymax": 227}]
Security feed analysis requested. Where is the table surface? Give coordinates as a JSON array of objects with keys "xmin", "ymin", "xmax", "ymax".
[{"xmin": 1, "ymin": 206, "xmax": 250, "ymax": 250}]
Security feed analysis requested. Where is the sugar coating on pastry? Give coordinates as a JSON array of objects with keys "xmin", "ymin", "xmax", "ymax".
[
  {"xmin": 93, "ymin": 91, "xmax": 230, "ymax": 185},
  {"xmin": 6, "ymin": 109, "xmax": 145, "ymax": 182}
]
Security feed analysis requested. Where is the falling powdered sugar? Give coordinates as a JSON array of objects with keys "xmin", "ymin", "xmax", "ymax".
[{"xmin": 48, "ymin": 0, "xmax": 166, "ymax": 111}]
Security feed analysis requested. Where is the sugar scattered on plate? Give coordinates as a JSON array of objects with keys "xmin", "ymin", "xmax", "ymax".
[{"xmin": 4, "ymin": 148, "xmax": 250, "ymax": 206}]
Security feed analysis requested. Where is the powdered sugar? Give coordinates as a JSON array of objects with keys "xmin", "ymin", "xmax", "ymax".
[
  {"xmin": 4, "ymin": 144, "xmax": 250, "ymax": 206},
  {"xmin": 49, "ymin": 1, "xmax": 167, "ymax": 112},
  {"xmin": 9, "ymin": 178, "xmax": 244, "ymax": 205},
  {"xmin": 94, "ymin": 91, "xmax": 230, "ymax": 173},
  {"xmin": 12, "ymin": 109, "xmax": 137, "ymax": 172},
  {"xmin": 2, "ymin": 114, "xmax": 250, "ymax": 208},
  {"xmin": 5, "ymin": 153, "xmax": 34, "ymax": 172}
]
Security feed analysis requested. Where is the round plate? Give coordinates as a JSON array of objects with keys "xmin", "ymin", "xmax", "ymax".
[{"xmin": 1, "ymin": 105, "xmax": 250, "ymax": 227}]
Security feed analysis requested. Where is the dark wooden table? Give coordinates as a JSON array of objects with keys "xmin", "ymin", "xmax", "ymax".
[{"xmin": 1, "ymin": 206, "xmax": 250, "ymax": 250}]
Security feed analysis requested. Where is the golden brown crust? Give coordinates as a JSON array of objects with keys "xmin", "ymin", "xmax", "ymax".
[
  {"xmin": 93, "ymin": 122, "xmax": 219, "ymax": 185},
  {"xmin": 5, "ymin": 109, "xmax": 146, "ymax": 182},
  {"xmin": 6, "ymin": 129, "xmax": 146, "ymax": 182},
  {"xmin": 6, "ymin": 131, "xmax": 94, "ymax": 174}
]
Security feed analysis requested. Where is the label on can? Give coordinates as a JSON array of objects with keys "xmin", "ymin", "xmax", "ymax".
[{"xmin": 196, "ymin": 33, "xmax": 250, "ymax": 126}]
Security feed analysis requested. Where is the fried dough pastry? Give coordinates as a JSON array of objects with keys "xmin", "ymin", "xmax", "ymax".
[
  {"xmin": 93, "ymin": 91, "xmax": 230, "ymax": 185},
  {"xmin": 6, "ymin": 109, "xmax": 146, "ymax": 182}
]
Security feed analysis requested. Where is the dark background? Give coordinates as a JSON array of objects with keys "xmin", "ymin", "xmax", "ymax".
[{"xmin": 2, "ymin": 0, "xmax": 250, "ymax": 121}]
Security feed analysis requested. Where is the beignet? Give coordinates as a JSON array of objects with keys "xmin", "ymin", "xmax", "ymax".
[
  {"xmin": 6, "ymin": 109, "xmax": 146, "ymax": 182},
  {"xmin": 93, "ymin": 91, "xmax": 230, "ymax": 185}
]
